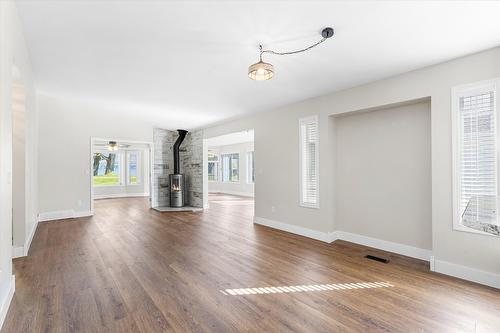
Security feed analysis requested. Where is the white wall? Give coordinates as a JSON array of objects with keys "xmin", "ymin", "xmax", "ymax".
[
  {"xmin": 208, "ymin": 141, "xmax": 254, "ymax": 197},
  {"xmin": 93, "ymin": 147, "xmax": 150, "ymax": 199},
  {"xmin": 204, "ymin": 47, "xmax": 500, "ymax": 287},
  {"xmin": 335, "ymin": 100, "xmax": 432, "ymax": 250},
  {"xmin": 37, "ymin": 94, "xmax": 153, "ymax": 218},
  {"xmin": 12, "ymin": 81, "xmax": 26, "ymax": 249},
  {"xmin": 0, "ymin": 0, "xmax": 37, "ymax": 327}
]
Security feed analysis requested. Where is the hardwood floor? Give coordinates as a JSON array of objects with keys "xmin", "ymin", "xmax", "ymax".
[{"xmin": 2, "ymin": 194, "xmax": 500, "ymax": 332}]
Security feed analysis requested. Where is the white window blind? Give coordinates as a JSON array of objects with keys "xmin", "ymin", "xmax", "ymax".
[
  {"xmin": 299, "ymin": 116, "xmax": 319, "ymax": 208},
  {"xmin": 459, "ymin": 91, "xmax": 497, "ymax": 211},
  {"xmin": 452, "ymin": 79, "xmax": 499, "ymax": 231}
]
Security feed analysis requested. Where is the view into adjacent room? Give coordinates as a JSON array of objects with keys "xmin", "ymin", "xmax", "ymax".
[
  {"xmin": 91, "ymin": 140, "xmax": 151, "ymax": 204},
  {"xmin": 205, "ymin": 130, "xmax": 255, "ymax": 212}
]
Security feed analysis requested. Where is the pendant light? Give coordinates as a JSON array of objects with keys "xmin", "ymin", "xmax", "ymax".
[
  {"xmin": 248, "ymin": 27, "xmax": 334, "ymax": 81},
  {"xmin": 248, "ymin": 46, "xmax": 274, "ymax": 81}
]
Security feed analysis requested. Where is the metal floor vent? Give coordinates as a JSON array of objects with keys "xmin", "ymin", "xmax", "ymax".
[{"xmin": 365, "ymin": 255, "xmax": 389, "ymax": 264}]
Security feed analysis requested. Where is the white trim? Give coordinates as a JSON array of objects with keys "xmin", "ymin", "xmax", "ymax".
[
  {"xmin": 432, "ymin": 258, "xmax": 500, "ymax": 289},
  {"xmin": 38, "ymin": 210, "xmax": 93, "ymax": 222},
  {"xmin": 93, "ymin": 192, "xmax": 149, "ymax": 200},
  {"xmin": 0, "ymin": 275, "xmax": 15, "ymax": 330},
  {"xmin": 335, "ymin": 231, "xmax": 432, "ymax": 261},
  {"xmin": 451, "ymin": 78, "xmax": 500, "ymax": 233},
  {"xmin": 299, "ymin": 115, "xmax": 320, "ymax": 209},
  {"xmin": 24, "ymin": 217, "xmax": 38, "ymax": 256},
  {"xmin": 12, "ymin": 217, "xmax": 39, "ymax": 258},
  {"xmin": 253, "ymin": 217, "xmax": 431, "ymax": 261},
  {"xmin": 254, "ymin": 216, "xmax": 333, "ymax": 243},
  {"xmin": 209, "ymin": 190, "xmax": 254, "ymax": 198},
  {"xmin": 12, "ymin": 246, "xmax": 23, "ymax": 259},
  {"xmin": 73, "ymin": 210, "xmax": 94, "ymax": 218}
]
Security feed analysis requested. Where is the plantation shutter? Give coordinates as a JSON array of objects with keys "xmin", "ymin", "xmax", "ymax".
[
  {"xmin": 300, "ymin": 116, "xmax": 319, "ymax": 208},
  {"xmin": 459, "ymin": 91, "xmax": 497, "ymax": 214}
]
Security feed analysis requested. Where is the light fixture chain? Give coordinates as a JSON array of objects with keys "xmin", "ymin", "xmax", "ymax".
[{"xmin": 260, "ymin": 37, "xmax": 327, "ymax": 57}]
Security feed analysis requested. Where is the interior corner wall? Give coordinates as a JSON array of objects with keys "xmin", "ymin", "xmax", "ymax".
[
  {"xmin": 334, "ymin": 101, "xmax": 432, "ymax": 250},
  {"xmin": 203, "ymin": 47, "xmax": 500, "ymax": 283},
  {"xmin": 37, "ymin": 94, "xmax": 153, "ymax": 217}
]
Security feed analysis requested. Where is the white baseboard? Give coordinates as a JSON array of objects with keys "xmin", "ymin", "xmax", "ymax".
[
  {"xmin": 335, "ymin": 231, "xmax": 432, "ymax": 261},
  {"xmin": 11, "ymin": 247, "xmax": 24, "ymax": 259},
  {"xmin": 253, "ymin": 216, "xmax": 332, "ymax": 242},
  {"xmin": 94, "ymin": 193, "xmax": 149, "ymax": 200},
  {"xmin": 11, "ymin": 217, "xmax": 39, "ymax": 258},
  {"xmin": 254, "ymin": 217, "xmax": 430, "ymax": 261},
  {"xmin": 24, "ymin": 217, "xmax": 38, "ymax": 256},
  {"xmin": 39, "ymin": 210, "xmax": 93, "ymax": 222},
  {"xmin": 432, "ymin": 258, "xmax": 500, "ymax": 289},
  {"xmin": 210, "ymin": 190, "xmax": 254, "ymax": 198},
  {"xmin": 0, "ymin": 275, "xmax": 15, "ymax": 330},
  {"xmin": 73, "ymin": 211, "xmax": 94, "ymax": 218}
]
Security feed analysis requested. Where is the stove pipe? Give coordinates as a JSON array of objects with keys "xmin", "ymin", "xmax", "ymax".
[{"xmin": 173, "ymin": 129, "xmax": 188, "ymax": 174}]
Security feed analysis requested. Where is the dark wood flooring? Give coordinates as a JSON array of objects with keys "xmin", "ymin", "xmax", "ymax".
[{"xmin": 2, "ymin": 194, "xmax": 500, "ymax": 332}]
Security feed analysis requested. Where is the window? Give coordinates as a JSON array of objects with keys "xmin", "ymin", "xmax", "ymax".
[
  {"xmin": 247, "ymin": 151, "xmax": 255, "ymax": 183},
  {"xmin": 127, "ymin": 151, "xmax": 141, "ymax": 185},
  {"xmin": 222, "ymin": 153, "xmax": 239, "ymax": 182},
  {"xmin": 93, "ymin": 152, "xmax": 122, "ymax": 186},
  {"xmin": 452, "ymin": 79, "xmax": 499, "ymax": 231},
  {"xmin": 299, "ymin": 116, "xmax": 319, "ymax": 208},
  {"xmin": 208, "ymin": 152, "xmax": 219, "ymax": 181}
]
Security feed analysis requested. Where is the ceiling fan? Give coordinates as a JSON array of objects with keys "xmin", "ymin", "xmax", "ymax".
[{"xmin": 93, "ymin": 141, "xmax": 131, "ymax": 151}]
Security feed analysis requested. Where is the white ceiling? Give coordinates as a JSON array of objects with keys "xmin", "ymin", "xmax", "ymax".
[
  {"xmin": 17, "ymin": 1, "xmax": 500, "ymax": 130},
  {"xmin": 206, "ymin": 130, "xmax": 254, "ymax": 148}
]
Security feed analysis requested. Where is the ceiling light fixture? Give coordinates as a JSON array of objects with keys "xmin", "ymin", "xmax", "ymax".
[
  {"xmin": 107, "ymin": 141, "xmax": 118, "ymax": 151},
  {"xmin": 248, "ymin": 27, "xmax": 334, "ymax": 81}
]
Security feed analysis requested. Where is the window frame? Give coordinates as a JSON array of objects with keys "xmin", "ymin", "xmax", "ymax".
[
  {"xmin": 208, "ymin": 151, "xmax": 219, "ymax": 182},
  {"xmin": 221, "ymin": 152, "xmax": 240, "ymax": 183},
  {"xmin": 451, "ymin": 78, "xmax": 500, "ymax": 235},
  {"xmin": 126, "ymin": 150, "xmax": 142, "ymax": 186},
  {"xmin": 246, "ymin": 150, "xmax": 255, "ymax": 184},
  {"xmin": 299, "ymin": 115, "xmax": 319, "ymax": 209},
  {"xmin": 93, "ymin": 150, "xmax": 124, "ymax": 187}
]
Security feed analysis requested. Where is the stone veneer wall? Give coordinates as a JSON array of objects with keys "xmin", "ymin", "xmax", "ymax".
[
  {"xmin": 152, "ymin": 128, "xmax": 204, "ymax": 208},
  {"xmin": 181, "ymin": 130, "xmax": 204, "ymax": 208},
  {"xmin": 152, "ymin": 128, "xmax": 176, "ymax": 207}
]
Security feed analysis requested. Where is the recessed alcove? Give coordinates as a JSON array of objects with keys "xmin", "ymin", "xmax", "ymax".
[{"xmin": 331, "ymin": 98, "xmax": 432, "ymax": 251}]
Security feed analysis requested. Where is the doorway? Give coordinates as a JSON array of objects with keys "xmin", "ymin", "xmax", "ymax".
[
  {"xmin": 203, "ymin": 129, "xmax": 255, "ymax": 212},
  {"xmin": 90, "ymin": 138, "xmax": 153, "ymax": 211}
]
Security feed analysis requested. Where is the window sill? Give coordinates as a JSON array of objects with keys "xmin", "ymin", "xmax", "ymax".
[
  {"xmin": 93, "ymin": 184, "xmax": 124, "ymax": 188},
  {"xmin": 453, "ymin": 224, "xmax": 499, "ymax": 238},
  {"xmin": 299, "ymin": 203, "xmax": 319, "ymax": 209}
]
